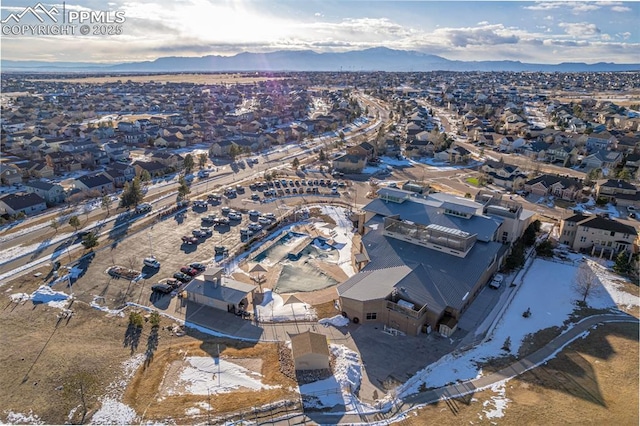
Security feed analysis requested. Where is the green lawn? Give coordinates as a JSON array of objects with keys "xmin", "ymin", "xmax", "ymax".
[{"xmin": 466, "ymin": 177, "xmax": 480, "ymax": 186}]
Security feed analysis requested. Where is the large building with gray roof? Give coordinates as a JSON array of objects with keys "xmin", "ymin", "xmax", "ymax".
[{"xmin": 339, "ymin": 187, "xmax": 534, "ymax": 337}]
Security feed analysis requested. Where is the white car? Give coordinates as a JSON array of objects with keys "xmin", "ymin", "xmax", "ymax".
[{"xmin": 489, "ymin": 274, "xmax": 504, "ymax": 289}]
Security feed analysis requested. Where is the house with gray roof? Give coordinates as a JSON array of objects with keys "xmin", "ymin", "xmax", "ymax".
[
  {"xmin": 183, "ymin": 267, "xmax": 256, "ymax": 313},
  {"xmin": 339, "ymin": 187, "xmax": 531, "ymax": 337},
  {"xmin": 0, "ymin": 192, "xmax": 47, "ymax": 216},
  {"xmin": 74, "ymin": 174, "xmax": 115, "ymax": 194},
  {"xmin": 559, "ymin": 213, "xmax": 638, "ymax": 258},
  {"xmin": 23, "ymin": 180, "xmax": 65, "ymax": 204}
]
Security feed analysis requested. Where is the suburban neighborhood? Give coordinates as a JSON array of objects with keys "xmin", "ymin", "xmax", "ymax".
[{"xmin": 1, "ymin": 66, "xmax": 639, "ymax": 425}]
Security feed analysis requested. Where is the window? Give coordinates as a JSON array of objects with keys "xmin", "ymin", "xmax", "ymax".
[
  {"xmin": 580, "ymin": 236, "xmax": 587, "ymax": 243},
  {"xmin": 366, "ymin": 312, "xmax": 377, "ymax": 320}
]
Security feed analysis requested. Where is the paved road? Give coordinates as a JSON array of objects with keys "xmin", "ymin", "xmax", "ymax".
[{"xmin": 265, "ymin": 313, "xmax": 638, "ymax": 425}]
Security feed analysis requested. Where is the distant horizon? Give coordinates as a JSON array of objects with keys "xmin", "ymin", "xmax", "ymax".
[
  {"xmin": 1, "ymin": 1, "xmax": 639, "ymax": 65},
  {"xmin": 2, "ymin": 46, "xmax": 640, "ymax": 67}
]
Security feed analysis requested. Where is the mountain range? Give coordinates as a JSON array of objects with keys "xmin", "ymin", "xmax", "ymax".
[{"xmin": 2, "ymin": 47, "xmax": 639, "ymax": 72}]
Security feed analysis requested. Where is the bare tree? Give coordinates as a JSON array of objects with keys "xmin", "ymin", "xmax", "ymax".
[
  {"xmin": 573, "ymin": 262, "xmax": 600, "ymax": 304},
  {"xmin": 63, "ymin": 370, "xmax": 97, "ymax": 424},
  {"xmin": 50, "ymin": 218, "xmax": 60, "ymax": 234}
]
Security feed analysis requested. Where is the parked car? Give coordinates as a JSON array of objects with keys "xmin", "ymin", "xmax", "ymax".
[
  {"xmin": 199, "ymin": 227, "xmax": 213, "ymax": 236},
  {"xmin": 214, "ymin": 246, "xmax": 228, "ymax": 255},
  {"xmin": 258, "ymin": 216, "xmax": 272, "ymax": 225},
  {"xmin": 215, "ymin": 217, "xmax": 230, "ymax": 226},
  {"xmin": 251, "ymin": 194, "xmax": 260, "ymax": 201},
  {"xmin": 173, "ymin": 272, "xmax": 192, "ymax": 283},
  {"xmin": 248, "ymin": 222, "xmax": 263, "ymax": 232},
  {"xmin": 192, "ymin": 229, "xmax": 207, "ymax": 238},
  {"xmin": 151, "ymin": 283, "xmax": 174, "ymax": 294},
  {"xmin": 135, "ymin": 203, "xmax": 152, "ymax": 214},
  {"xmin": 181, "ymin": 235, "xmax": 198, "ymax": 245},
  {"xmin": 248, "ymin": 210, "xmax": 260, "ymax": 217},
  {"xmin": 489, "ymin": 274, "xmax": 504, "ymax": 289},
  {"xmin": 180, "ymin": 266, "xmax": 198, "ymax": 276},
  {"xmin": 143, "ymin": 256, "xmax": 161, "ymax": 269},
  {"xmin": 189, "ymin": 262, "xmax": 207, "ymax": 271},
  {"xmin": 627, "ymin": 206, "xmax": 636, "ymax": 218}
]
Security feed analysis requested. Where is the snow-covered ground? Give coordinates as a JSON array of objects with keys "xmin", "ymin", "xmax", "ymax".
[
  {"xmin": 574, "ymin": 197, "xmax": 621, "ymax": 218},
  {"xmin": 10, "ymin": 285, "xmax": 72, "ymax": 310},
  {"xmin": 318, "ymin": 205, "xmax": 356, "ymax": 277},
  {"xmin": 397, "ymin": 256, "xmax": 639, "ymax": 400},
  {"xmin": 90, "ymin": 354, "xmax": 145, "ymax": 425},
  {"xmin": 165, "ymin": 356, "xmax": 278, "ymax": 396},
  {"xmin": 255, "ymin": 289, "xmax": 316, "ymax": 322},
  {"xmin": 299, "ymin": 344, "xmax": 375, "ymax": 413}
]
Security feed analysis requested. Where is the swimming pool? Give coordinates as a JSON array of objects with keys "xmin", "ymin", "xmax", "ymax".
[{"xmin": 251, "ymin": 232, "xmax": 339, "ymax": 293}]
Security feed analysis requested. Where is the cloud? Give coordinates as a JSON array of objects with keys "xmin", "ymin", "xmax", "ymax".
[
  {"xmin": 523, "ymin": 1, "xmax": 600, "ymax": 13},
  {"xmin": 611, "ymin": 6, "xmax": 632, "ymax": 12},
  {"xmin": 432, "ymin": 24, "xmax": 520, "ymax": 48},
  {"xmin": 314, "ymin": 12, "xmax": 324, "ymax": 17},
  {"xmin": 559, "ymin": 22, "xmax": 601, "ymax": 37}
]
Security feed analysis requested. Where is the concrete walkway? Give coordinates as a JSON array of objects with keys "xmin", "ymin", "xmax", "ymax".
[{"xmin": 265, "ymin": 313, "xmax": 638, "ymax": 425}]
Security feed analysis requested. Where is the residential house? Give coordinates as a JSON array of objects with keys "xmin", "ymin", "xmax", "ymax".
[
  {"xmin": 45, "ymin": 151, "xmax": 82, "ymax": 173},
  {"xmin": 102, "ymin": 141, "xmax": 130, "ymax": 161},
  {"xmin": 522, "ymin": 140, "xmax": 549, "ymax": 162},
  {"xmin": 133, "ymin": 160, "xmax": 169, "ymax": 178},
  {"xmin": 481, "ymin": 160, "xmax": 527, "ymax": 191},
  {"xmin": 151, "ymin": 152, "xmax": 184, "ymax": 170},
  {"xmin": 332, "ymin": 154, "xmax": 366, "ymax": 174},
  {"xmin": 595, "ymin": 179, "xmax": 640, "ymax": 208},
  {"xmin": 580, "ymin": 150, "xmax": 623, "ymax": 173},
  {"xmin": 582, "ymin": 132, "xmax": 617, "ymax": 152},
  {"xmin": 23, "ymin": 180, "xmax": 65, "ymax": 205},
  {"xmin": 154, "ymin": 133, "xmax": 186, "ymax": 148},
  {"xmin": 559, "ymin": 214, "xmax": 637, "ymax": 258},
  {"xmin": 0, "ymin": 192, "xmax": 47, "ymax": 216},
  {"xmin": 623, "ymin": 153, "xmax": 640, "ymax": 180},
  {"xmin": 546, "ymin": 143, "xmax": 578, "ymax": 165},
  {"xmin": 74, "ymin": 174, "xmax": 115, "ymax": 194},
  {"xmin": 0, "ymin": 164, "xmax": 22, "ymax": 185},
  {"xmin": 208, "ymin": 140, "xmax": 238, "ymax": 157},
  {"xmin": 434, "ymin": 145, "xmax": 471, "ymax": 164},
  {"xmin": 524, "ymin": 174, "xmax": 583, "ymax": 201},
  {"xmin": 405, "ymin": 139, "xmax": 435, "ymax": 158},
  {"xmin": 103, "ymin": 162, "xmax": 136, "ymax": 188},
  {"xmin": 346, "ymin": 141, "xmax": 376, "ymax": 160}
]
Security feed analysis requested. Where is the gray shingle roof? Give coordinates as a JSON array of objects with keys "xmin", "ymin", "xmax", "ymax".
[{"xmin": 339, "ymin": 214, "xmax": 505, "ymax": 314}]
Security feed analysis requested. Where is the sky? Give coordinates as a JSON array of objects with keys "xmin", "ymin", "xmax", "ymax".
[{"xmin": 0, "ymin": 1, "xmax": 639, "ymax": 64}]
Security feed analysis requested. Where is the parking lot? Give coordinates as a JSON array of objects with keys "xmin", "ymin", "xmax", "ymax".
[{"xmin": 59, "ymin": 175, "xmax": 355, "ymax": 313}]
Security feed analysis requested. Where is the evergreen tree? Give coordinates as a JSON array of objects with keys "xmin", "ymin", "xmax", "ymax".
[
  {"xmin": 119, "ymin": 177, "xmax": 144, "ymax": 209},
  {"xmin": 183, "ymin": 154, "xmax": 195, "ymax": 173}
]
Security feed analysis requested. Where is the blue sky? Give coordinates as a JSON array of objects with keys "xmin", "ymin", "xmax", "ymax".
[{"xmin": 1, "ymin": 1, "xmax": 638, "ymax": 64}]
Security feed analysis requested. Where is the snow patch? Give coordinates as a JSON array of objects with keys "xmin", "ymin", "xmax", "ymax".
[
  {"xmin": 482, "ymin": 381, "xmax": 510, "ymax": 419},
  {"xmin": 3, "ymin": 410, "xmax": 44, "ymax": 424},
  {"xmin": 319, "ymin": 315, "xmax": 349, "ymax": 328},
  {"xmin": 91, "ymin": 399, "xmax": 137, "ymax": 425}
]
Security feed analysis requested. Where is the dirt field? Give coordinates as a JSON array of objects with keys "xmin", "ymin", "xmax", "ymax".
[
  {"xmin": 398, "ymin": 322, "xmax": 639, "ymax": 426},
  {"xmin": 27, "ymin": 73, "xmax": 287, "ymax": 85}
]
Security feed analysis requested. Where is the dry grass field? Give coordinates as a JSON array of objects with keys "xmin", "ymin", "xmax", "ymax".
[
  {"xmin": 27, "ymin": 73, "xmax": 286, "ymax": 85},
  {"xmin": 123, "ymin": 340, "xmax": 298, "ymax": 424},
  {"xmin": 1, "ymin": 263, "xmax": 637, "ymax": 425},
  {"xmin": 397, "ymin": 322, "xmax": 639, "ymax": 426}
]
